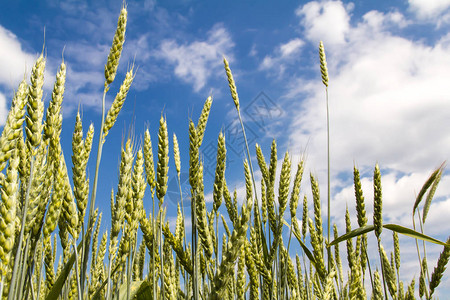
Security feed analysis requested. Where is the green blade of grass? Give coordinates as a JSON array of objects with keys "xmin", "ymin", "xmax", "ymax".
[
  {"xmin": 286, "ymin": 220, "xmax": 318, "ymax": 267},
  {"xmin": 45, "ymin": 241, "xmax": 82, "ymax": 300},
  {"xmin": 383, "ymin": 224, "xmax": 449, "ymax": 247},
  {"xmin": 328, "ymin": 225, "xmax": 375, "ymax": 247},
  {"xmin": 329, "ymin": 223, "xmax": 449, "ymax": 248}
]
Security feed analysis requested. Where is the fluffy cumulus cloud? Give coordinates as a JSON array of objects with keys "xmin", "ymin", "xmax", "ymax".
[
  {"xmin": 0, "ymin": 26, "xmax": 38, "ymax": 87},
  {"xmin": 408, "ymin": 0, "xmax": 450, "ymax": 21},
  {"xmin": 268, "ymin": 2, "xmax": 450, "ymax": 281},
  {"xmin": 289, "ymin": 1, "xmax": 450, "ymax": 174},
  {"xmin": 156, "ymin": 23, "xmax": 234, "ymax": 92},
  {"xmin": 0, "ymin": 25, "xmax": 41, "ymax": 125},
  {"xmin": 296, "ymin": 1, "xmax": 352, "ymax": 46}
]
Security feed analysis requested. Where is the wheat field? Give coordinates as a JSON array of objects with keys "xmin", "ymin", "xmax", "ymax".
[{"xmin": 0, "ymin": 4, "xmax": 449, "ymax": 300}]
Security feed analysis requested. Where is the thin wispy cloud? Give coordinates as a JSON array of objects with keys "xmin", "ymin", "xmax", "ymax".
[{"xmin": 259, "ymin": 38, "xmax": 304, "ymax": 77}]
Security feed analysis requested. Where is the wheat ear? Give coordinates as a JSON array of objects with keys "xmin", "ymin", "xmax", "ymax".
[
  {"xmin": 25, "ymin": 54, "xmax": 46, "ymax": 153},
  {"xmin": 223, "ymin": 57, "xmax": 240, "ymax": 111},
  {"xmin": 72, "ymin": 113, "xmax": 90, "ymax": 234},
  {"xmin": 195, "ymin": 163, "xmax": 214, "ymax": 258},
  {"xmin": 0, "ymin": 155, "xmax": 19, "ymax": 281},
  {"xmin": 44, "ymin": 61, "xmax": 66, "ymax": 143},
  {"xmin": 380, "ymin": 244, "xmax": 397, "ymax": 298},
  {"xmin": 104, "ymin": 5, "xmax": 127, "ymax": 86},
  {"xmin": 0, "ymin": 80, "xmax": 27, "ymax": 171},
  {"xmin": 373, "ymin": 163, "xmax": 383, "ymax": 240},
  {"xmin": 310, "ymin": 174, "xmax": 323, "ymax": 253},
  {"xmin": 196, "ymin": 96, "xmax": 212, "ymax": 146},
  {"xmin": 430, "ymin": 236, "xmax": 450, "ymax": 297},
  {"xmin": 156, "ymin": 116, "xmax": 169, "ymax": 205},
  {"xmin": 212, "ymin": 132, "xmax": 226, "ymax": 216},
  {"xmin": 103, "ymin": 67, "xmax": 135, "ymax": 142}
]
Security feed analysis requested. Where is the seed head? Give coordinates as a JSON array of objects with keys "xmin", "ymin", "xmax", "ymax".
[
  {"xmin": 223, "ymin": 57, "xmax": 240, "ymax": 111},
  {"xmin": 105, "ymin": 6, "xmax": 127, "ymax": 86},
  {"xmin": 319, "ymin": 41, "xmax": 329, "ymax": 87}
]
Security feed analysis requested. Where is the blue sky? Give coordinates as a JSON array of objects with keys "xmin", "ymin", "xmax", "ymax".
[{"xmin": 1, "ymin": 0, "xmax": 450, "ymax": 295}]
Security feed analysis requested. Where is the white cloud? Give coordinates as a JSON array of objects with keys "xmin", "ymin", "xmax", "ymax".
[
  {"xmin": 296, "ymin": 1, "xmax": 352, "ymax": 46},
  {"xmin": 156, "ymin": 23, "xmax": 234, "ymax": 92},
  {"xmin": 0, "ymin": 26, "xmax": 37, "ymax": 88},
  {"xmin": 260, "ymin": 38, "xmax": 304, "ymax": 76},
  {"xmin": 0, "ymin": 93, "xmax": 7, "ymax": 125},
  {"xmin": 279, "ymin": 2, "xmax": 450, "ymax": 263},
  {"xmin": 362, "ymin": 10, "xmax": 410, "ymax": 29},
  {"xmin": 0, "ymin": 25, "xmax": 56, "ymax": 125},
  {"xmin": 408, "ymin": 0, "xmax": 450, "ymax": 20},
  {"xmin": 262, "ymin": 3, "xmax": 450, "ymax": 295},
  {"xmin": 288, "ymin": 6, "xmax": 450, "ymax": 177}
]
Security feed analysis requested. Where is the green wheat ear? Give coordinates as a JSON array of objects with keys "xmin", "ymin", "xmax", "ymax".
[
  {"xmin": 105, "ymin": 5, "xmax": 127, "ymax": 87},
  {"xmin": 319, "ymin": 41, "xmax": 329, "ymax": 87},
  {"xmin": 373, "ymin": 163, "xmax": 383, "ymax": 240},
  {"xmin": 223, "ymin": 57, "xmax": 240, "ymax": 111}
]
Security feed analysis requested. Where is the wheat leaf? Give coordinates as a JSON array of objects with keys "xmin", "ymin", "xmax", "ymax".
[
  {"xmin": 45, "ymin": 242, "xmax": 82, "ymax": 300},
  {"xmin": 286, "ymin": 219, "xmax": 318, "ymax": 267},
  {"xmin": 328, "ymin": 225, "xmax": 375, "ymax": 247},
  {"xmin": 383, "ymin": 224, "xmax": 449, "ymax": 246}
]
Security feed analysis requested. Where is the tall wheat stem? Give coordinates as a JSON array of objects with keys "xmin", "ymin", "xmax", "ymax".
[
  {"xmin": 152, "ymin": 192, "xmax": 156, "ymax": 300},
  {"xmin": 159, "ymin": 206, "xmax": 164, "ymax": 300},
  {"xmin": 377, "ymin": 241, "xmax": 389, "ymax": 300},
  {"xmin": 176, "ymin": 174, "xmax": 189, "ymax": 298},
  {"xmin": 412, "ymin": 212, "xmax": 430, "ymax": 299},
  {"xmin": 94, "ymin": 87, "xmax": 108, "ymax": 298},
  {"xmin": 73, "ymin": 242, "xmax": 82, "ymax": 300},
  {"xmin": 326, "ymin": 86, "xmax": 331, "ymax": 273},
  {"xmin": 17, "ymin": 237, "xmax": 31, "ymax": 300},
  {"xmin": 9, "ymin": 157, "xmax": 34, "ymax": 300},
  {"xmin": 417, "ymin": 212, "xmax": 431, "ymax": 284},
  {"xmin": 319, "ymin": 41, "xmax": 332, "ymax": 273}
]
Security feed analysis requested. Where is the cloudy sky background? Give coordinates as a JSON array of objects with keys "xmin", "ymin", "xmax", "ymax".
[{"xmin": 1, "ymin": 0, "xmax": 450, "ymax": 295}]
